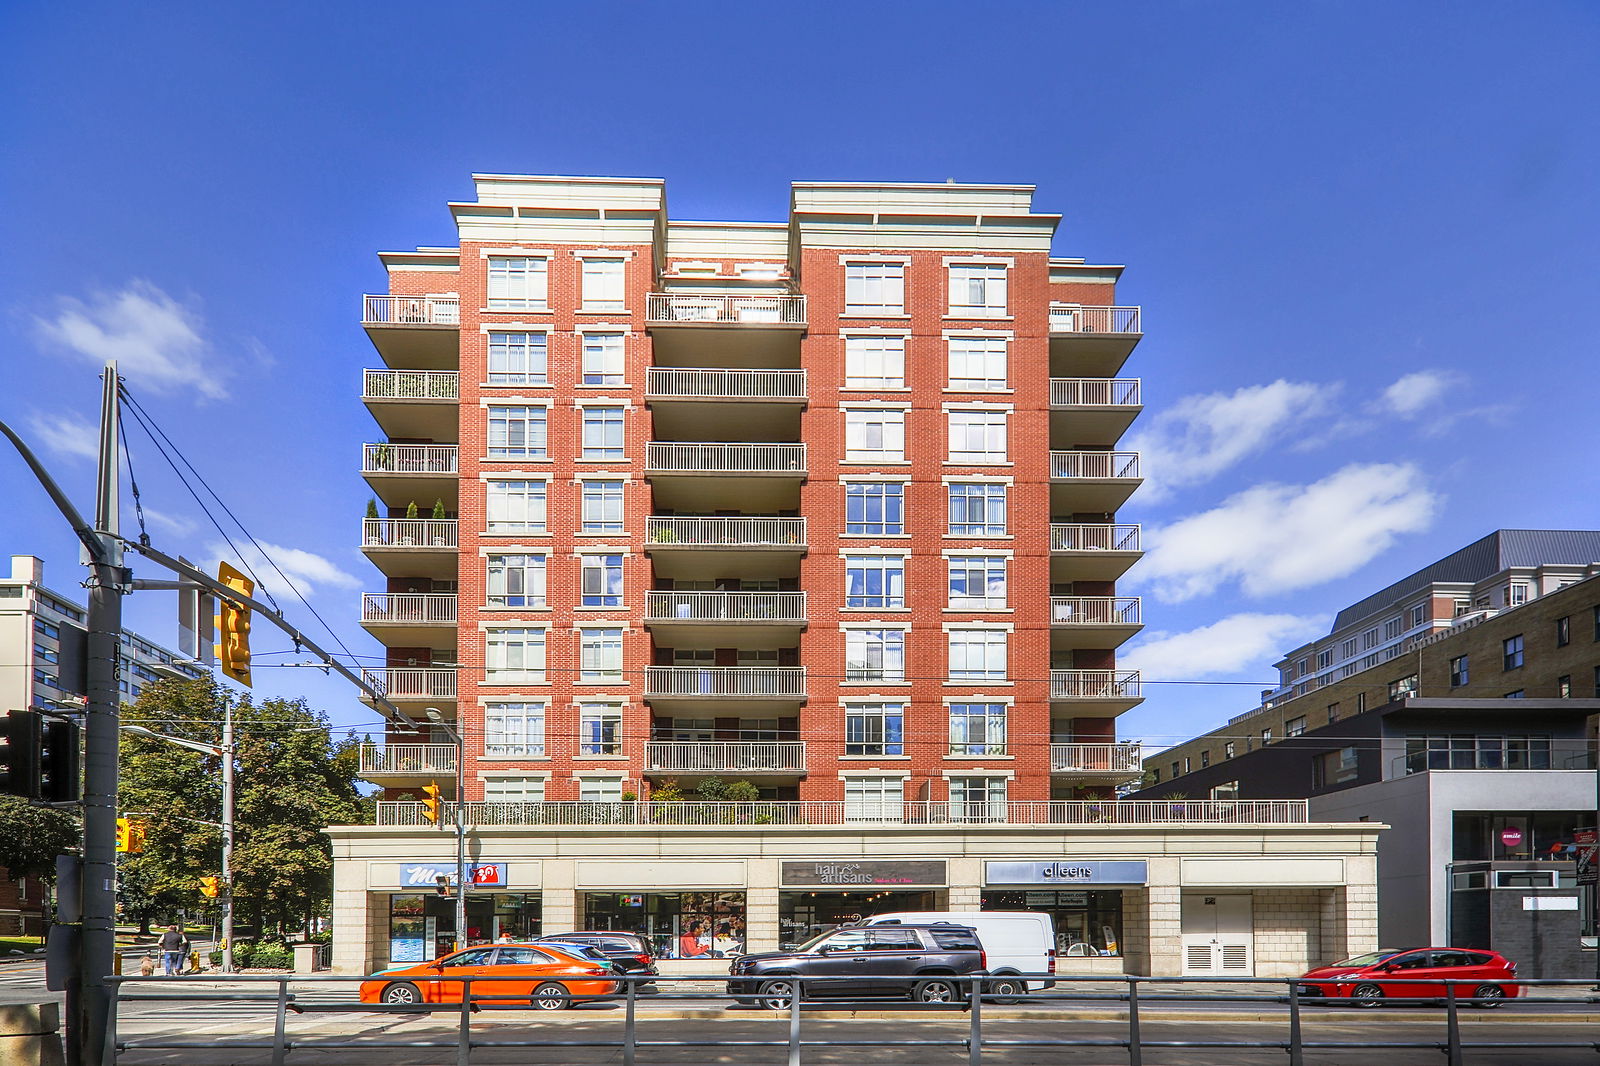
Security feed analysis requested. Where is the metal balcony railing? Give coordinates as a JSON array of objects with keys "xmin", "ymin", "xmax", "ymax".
[
  {"xmin": 1050, "ymin": 669, "xmax": 1143, "ymax": 700},
  {"xmin": 1050, "ymin": 523, "xmax": 1141, "ymax": 552},
  {"xmin": 361, "ymin": 668, "xmax": 457, "ymax": 700},
  {"xmin": 645, "ymin": 591, "xmax": 807, "ymax": 624},
  {"xmin": 363, "ymin": 294, "xmax": 460, "ymax": 326},
  {"xmin": 1050, "ymin": 743, "xmax": 1144, "ymax": 773},
  {"xmin": 361, "ymin": 443, "xmax": 458, "ymax": 475},
  {"xmin": 646, "ymin": 516, "xmax": 806, "ymax": 548},
  {"xmin": 645, "ymin": 741, "xmax": 808, "ymax": 773},
  {"xmin": 363, "ymin": 369, "xmax": 460, "ymax": 401},
  {"xmin": 1048, "ymin": 304, "xmax": 1141, "ymax": 334},
  {"xmin": 361, "ymin": 518, "xmax": 457, "ymax": 549},
  {"xmin": 646, "ymin": 442, "xmax": 806, "ymax": 475},
  {"xmin": 1050, "ymin": 451, "xmax": 1141, "ymax": 479},
  {"xmin": 644, "ymin": 666, "xmax": 806, "ymax": 699},
  {"xmin": 646, "ymin": 367, "xmax": 807, "ymax": 401},
  {"xmin": 359, "ymin": 744, "xmax": 457, "ymax": 775},
  {"xmin": 646, "ymin": 292, "xmax": 806, "ymax": 326},
  {"xmin": 1050, "ymin": 597, "xmax": 1142, "ymax": 626},
  {"xmin": 361, "ymin": 592, "xmax": 457, "ymax": 625},
  {"xmin": 1050, "ymin": 378, "xmax": 1141, "ymax": 407}
]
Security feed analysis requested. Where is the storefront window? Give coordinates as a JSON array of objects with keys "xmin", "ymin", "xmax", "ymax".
[
  {"xmin": 388, "ymin": 892, "xmax": 541, "ymax": 964},
  {"xmin": 583, "ymin": 891, "xmax": 746, "ymax": 959},
  {"xmin": 981, "ymin": 889, "xmax": 1124, "ymax": 956},
  {"xmin": 1452, "ymin": 811, "xmax": 1591, "ymax": 862},
  {"xmin": 777, "ymin": 890, "xmax": 937, "ymax": 949}
]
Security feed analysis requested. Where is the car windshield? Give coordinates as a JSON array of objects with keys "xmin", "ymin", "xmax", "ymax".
[{"xmin": 1331, "ymin": 950, "xmax": 1404, "ymax": 967}]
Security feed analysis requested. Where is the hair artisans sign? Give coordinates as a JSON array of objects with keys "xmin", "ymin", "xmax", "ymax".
[{"xmin": 781, "ymin": 861, "xmax": 946, "ymax": 887}]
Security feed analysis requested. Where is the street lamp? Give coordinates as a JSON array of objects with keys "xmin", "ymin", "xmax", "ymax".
[{"xmin": 425, "ymin": 707, "xmax": 468, "ymax": 953}]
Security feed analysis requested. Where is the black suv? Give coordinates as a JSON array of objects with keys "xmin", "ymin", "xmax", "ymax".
[
  {"xmin": 534, "ymin": 932, "xmax": 659, "ymax": 980},
  {"xmin": 728, "ymin": 923, "xmax": 985, "ymax": 1007}
]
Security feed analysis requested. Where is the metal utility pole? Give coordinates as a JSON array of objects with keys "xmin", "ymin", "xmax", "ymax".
[
  {"xmin": 221, "ymin": 695, "xmax": 235, "ymax": 975},
  {"xmin": 426, "ymin": 708, "xmax": 468, "ymax": 950}
]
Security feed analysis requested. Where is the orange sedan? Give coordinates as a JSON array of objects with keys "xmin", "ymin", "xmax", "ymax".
[{"xmin": 360, "ymin": 943, "xmax": 619, "ymax": 1011}]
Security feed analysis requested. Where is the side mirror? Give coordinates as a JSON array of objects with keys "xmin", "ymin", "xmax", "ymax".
[
  {"xmin": 429, "ymin": 961, "xmax": 446, "ymax": 972},
  {"xmin": 1380, "ymin": 964, "xmax": 1396, "ymax": 973}
]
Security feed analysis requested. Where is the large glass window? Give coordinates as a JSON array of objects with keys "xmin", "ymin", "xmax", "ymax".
[
  {"xmin": 948, "ymin": 411, "xmax": 1007, "ymax": 462},
  {"xmin": 949, "ymin": 776, "xmax": 1007, "ymax": 821},
  {"xmin": 580, "ymin": 480, "xmax": 625, "ymax": 533},
  {"xmin": 488, "ymin": 406, "xmax": 548, "ymax": 459},
  {"xmin": 581, "ymin": 407, "xmax": 626, "ymax": 459},
  {"xmin": 579, "ymin": 703, "xmax": 624, "ymax": 755},
  {"xmin": 948, "ymin": 557, "xmax": 1006, "ymax": 610},
  {"xmin": 580, "ymin": 555, "xmax": 623, "ymax": 607},
  {"xmin": 947, "ymin": 263, "xmax": 1007, "ymax": 317},
  {"xmin": 485, "ymin": 480, "xmax": 546, "ymax": 534},
  {"xmin": 487, "ymin": 257, "xmax": 548, "ymax": 310},
  {"xmin": 845, "ymin": 262, "xmax": 904, "ymax": 315},
  {"xmin": 845, "ymin": 482, "xmax": 905, "ymax": 535},
  {"xmin": 488, "ymin": 332, "xmax": 548, "ymax": 385},
  {"xmin": 948, "ymin": 483, "xmax": 1006, "ymax": 535},
  {"xmin": 581, "ymin": 258, "xmax": 626, "ymax": 310},
  {"xmin": 845, "ymin": 703, "xmax": 905, "ymax": 756},
  {"xmin": 484, "ymin": 702, "xmax": 546, "ymax": 757},
  {"xmin": 949, "ymin": 703, "xmax": 1007, "ymax": 755},
  {"xmin": 947, "ymin": 337, "xmax": 1007, "ymax": 390},
  {"xmin": 583, "ymin": 891, "xmax": 746, "ymax": 960},
  {"xmin": 845, "ymin": 629, "xmax": 906, "ymax": 681},
  {"xmin": 1404, "ymin": 733, "xmax": 1553, "ymax": 773},
  {"xmin": 844, "ymin": 335, "xmax": 906, "ymax": 388},
  {"xmin": 483, "ymin": 776, "xmax": 545, "ymax": 801},
  {"xmin": 949, "ymin": 631, "xmax": 1007, "ymax": 681},
  {"xmin": 845, "ymin": 776, "xmax": 903, "ymax": 822},
  {"xmin": 486, "ymin": 554, "xmax": 546, "ymax": 608},
  {"xmin": 980, "ymin": 889, "xmax": 1123, "ymax": 958},
  {"xmin": 580, "ymin": 628, "xmax": 624, "ymax": 681},
  {"xmin": 845, "ymin": 409, "xmax": 906, "ymax": 461},
  {"xmin": 778, "ymin": 890, "xmax": 936, "ymax": 950},
  {"xmin": 581, "ymin": 333, "xmax": 626, "ymax": 385},
  {"xmin": 1453, "ymin": 810, "xmax": 1592, "ymax": 862},
  {"xmin": 845, "ymin": 556, "xmax": 905, "ymax": 608},
  {"xmin": 485, "ymin": 628, "xmax": 546, "ymax": 684}
]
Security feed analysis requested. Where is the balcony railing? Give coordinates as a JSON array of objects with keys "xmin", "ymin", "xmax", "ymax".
[
  {"xmin": 1051, "ymin": 669, "xmax": 1143, "ymax": 700},
  {"xmin": 363, "ymin": 369, "xmax": 460, "ymax": 401},
  {"xmin": 359, "ymin": 744, "xmax": 457, "ymax": 775},
  {"xmin": 361, "ymin": 668, "xmax": 457, "ymax": 700},
  {"xmin": 645, "ymin": 591, "xmax": 807, "ymax": 624},
  {"xmin": 1050, "ymin": 597, "xmax": 1142, "ymax": 626},
  {"xmin": 362, "ymin": 518, "xmax": 458, "ymax": 549},
  {"xmin": 645, "ymin": 741, "xmax": 807, "ymax": 773},
  {"xmin": 1050, "ymin": 378, "xmax": 1141, "ymax": 407},
  {"xmin": 1050, "ymin": 451, "xmax": 1140, "ymax": 479},
  {"xmin": 363, "ymin": 294, "xmax": 460, "ymax": 326},
  {"xmin": 1049, "ymin": 305, "xmax": 1141, "ymax": 335},
  {"xmin": 644, "ymin": 666, "xmax": 806, "ymax": 699},
  {"xmin": 361, "ymin": 592, "xmax": 457, "ymax": 625},
  {"xmin": 361, "ymin": 443, "xmax": 458, "ymax": 475},
  {"xmin": 646, "ymin": 367, "xmax": 807, "ymax": 401},
  {"xmin": 647, "ymin": 293, "xmax": 806, "ymax": 326},
  {"xmin": 646, "ymin": 516, "xmax": 806, "ymax": 548},
  {"xmin": 1050, "ymin": 524, "xmax": 1141, "ymax": 553},
  {"xmin": 646, "ymin": 442, "xmax": 806, "ymax": 475},
  {"xmin": 1050, "ymin": 743, "xmax": 1144, "ymax": 774},
  {"xmin": 375, "ymin": 798, "xmax": 1310, "ymax": 827}
]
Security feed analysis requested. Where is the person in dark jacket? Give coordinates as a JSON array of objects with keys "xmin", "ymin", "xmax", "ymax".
[{"xmin": 158, "ymin": 925, "xmax": 188, "ymax": 976}]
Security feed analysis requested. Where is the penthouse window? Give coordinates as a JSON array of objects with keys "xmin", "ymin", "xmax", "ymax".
[
  {"xmin": 487, "ymin": 257, "xmax": 547, "ymax": 310},
  {"xmin": 581, "ymin": 258, "xmax": 626, "ymax": 311},
  {"xmin": 844, "ymin": 262, "xmax": 904, "ymax": 315},
  {"xmin": 947, "ymin": 263, "xmax": 1007, "ymax": 317}
]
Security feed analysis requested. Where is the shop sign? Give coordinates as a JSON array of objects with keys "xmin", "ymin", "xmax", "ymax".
[
  {"xmin": 985, "ymin": 860, "xmax": 1148, "ymax": 885},
  {"xmin": 398, "ymin": 862, "xmax": 509, "ymax": 888},
  {"xmin": 781, "ymin": 860, "xmax": 946, "ymax": 887}
]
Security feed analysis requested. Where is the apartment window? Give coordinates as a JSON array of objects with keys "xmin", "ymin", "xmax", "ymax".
[
  {"xmin": 845, "ymin": 556, "xmax": 905, "ymax": 608},
  {"xmin": 948, "ymin": 556, "xmax": 1006, "ymax": 610},
  {"xmin": 845, "ymin": 409, "xmax": 906, "ymax": 461},
  {"xmin": 580, "ymin": 555, "xmax": 623, "ymax": 607},
  {"xmin": 486, "ymin": 554, "xmax": 546, "ymax": 608},
  {"xmin": 487, "ymin": 257, "xmax": 547, "ymax": 310},
  {"xmin": 34, "ymin": 620, "xmax": 60, "ymax": 640},
  {"xmin": 846, "ymin": 629, "xmax": 906, "ymax": 682},
  {"xmin": 948, "ymin": 630, "xmax": 1007, "ymax": 681},
  {"xmin": 1211, "ymin": 781, "xmax": 1241, "ymax": 800},
  {"xmin": 1556, "ymin": 616, "xmax": 1571, "ymax": 647},
  {"xmin": 580, "ymin": 480, "xmax": 625, "ymax": 533},
  {"xmin": 1286, "ymin": 715, "xmax": 1307, "ymax": 737},
  {"xmin": 1504, "ymin": 689, "xmax": 1525, "ymax": 698},
  {"xmin": 1404, "ymin": 733, "xmax": 1552, "ymax": 773},
  {"xmin": 579, "ymin": 776, "xmax": 625, "ymax": 802},
  {"xmin": 1356, "ymin": 692, "xmax": 1366, "ymax": 714},
  {"xmin": 947, "ymin": 483, "xmax": 1006, "ymax": 536},
  {"xmin": 1170, "ymin": 761, "xmax": 1180, "ymax": 779},
  {"xmin": 844, "ymin": 262, "xmax": 904, "ymax": 315},
  {"xmin": 950, "ymin": 776, "xmax": 1007, "ymax": 822},
  {"xmin": 1223, "ymin": 741, "xmax": 1236, "ymax": 759},
  {"xmin": 485, "ymin": 479, "xmax": 546, "ymax": 535},
  {"xmin": 947, "ymin": 337, "xmax": 1007, "ymax": 391},
  {"xmin": 949, "ymin": 703, "xmax": 1006, "ymax": 756},
  {"xmin": 1450, "ymin": 655, "xmax": 1469, "ymax": 687},
  {"xmin": 581, "ymin": 333, "xmax": 626, "ymax": 385},
  {"xmin": 844, "ymin": 776, "xmax": 903, "ymax": 822},
  {"xmin": 488, "ymin": 332, "xmax": 548, "ymax": 385},
  {"xmin": 482, "ymin": 776, "xmax": 545, "ymax": 802},
  {"xmin": 1261, "ymin": 728, "xmax": 1274, "ymax": 744},
  {"xmin": 1593, "ymin": 605, "xmax": 1600, "ymax": 642},
  {"xmin": 1317, "ymin": 649, "xmax": 1332, "ymax": 670},
  {"xmin": 845, "ymin": 703, "xmax": 904, "ymax": 756},
  {"xmin": 484, "ymin": 628, "xmax": 546, "ymax": 684},
  {"xmin": 844, "ymin": 335, "xmax": 906, "ymax": 389},
  {"xmin": 1503, "ymin": 634, "xmax": 1524, "ymax": 670},
  {"xmin": 1340, "ymin": 637, "xmax": 1357, "ymax": 659},
  {"xmin": 579, "ymin": 628, "xmax": 624, "ymax": 681},
  {"xmin": 1200, "ymin": 750, "xmax": 1210, "ymax": 768},
  {"xmin": 1389, "ymin": 674, "xmax": 1419, "ymax": 701},
  {"xmin": 1151, "ymin": 768, "xmax": 1161, "ymax": 783},
  {"xmin": 1297, "ymin": 658, "xmax": 1309, "ymax": 677},
  {"xmin": 1363, "ymin": 628, "xmax": 1380, "ymax": 650},
  {"xmin": 579, "ymin": 704, "xmax": 624, "ymax": 755},
  {"xmin": 487, "ymin": 406, "xmax": 548, "ymax": 459},
  {"xmin": 32, "ymin": 642, "xmax": 58, "ymax": 664},
  {"xmin": 1327, "ymin": 702, "xmax": 1341, "ymax": 724},
  {"xmin": 1411, "ymin": 603, "xmax": 1428, "ymax": 628},
  {"xmin": 1314, "ymin": 747, "xmax": 1360, "ymax": 788},
  {"xmin": 581, "ymin": 407, "xmax": 625, "ymax": 459},
  {"xmin": 581, "ymin": 258, "xmax": 625, "ymax": 311},
  {"xmin": 845, "ymin": 482, "xmax": 905, "ymax": 535},
  {"xmin": 948, "ymin": 410, "xmax": 1007, "ymax": 463},
  {"xmin": 1508, "ymin": 583, "xmax": 1529, "ymax": 606},
  {"xmin": 1557, "ymin": 675, "xmax": 1572, "ymax": 698},
  {"xmin": 947, "ymin": 263, "xmax": 1008, "ymax": 317},
  {"xmin": 484, "ymin": 702, "xmax": 545, "ymax": 757}
]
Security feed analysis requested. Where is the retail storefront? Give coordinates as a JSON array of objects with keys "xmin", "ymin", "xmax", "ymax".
[
  {"xmin": 778, "ymin": 860, "xmax": 944, "ymax": 947},
  {"xmin": 982, "ymin": 860, "xmax": 1146, "ymax": 958},
  {"xmin": 381, "ymin": 861, "xmax": 541, "ymax": 966},
  {"xmin": 583, "ymin": 891, "xmax": 746, "ymax": 959}
]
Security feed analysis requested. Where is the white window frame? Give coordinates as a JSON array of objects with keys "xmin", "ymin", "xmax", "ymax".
[
  {"xmin": 487, "ymin": 332, "xmax": 548, "ymax": 386},
  {"xmin": 947, "ymin": 263, "xmax": 1007, "ymax": 317},
  {"xmin": 844, "ymin": 408, "xmax": 907, "ymax": 462},
  {"xmin": 484, "ymin": 627, "xmax": 547, "ymax": 685},
  {"xmin": 947, "ymin": 336, "xmax": 1008, "ymax": 390},
  {"xmin": 487, "ymin": 257, "xmax": 548, "ymax": 310},
  {"xmin": 948, "ymin": 774, "xmax": 1007, "ymax": 821},
  {"xmin": 844, "ymin": 261, "xmax": 905, "ymax": 315},
  {"xmin": 579, "ymin": 480, "xmax": 625, "ymax": 533},
  {"xmin": 581, "ymin": 258, "xmax": 626, "ymax": 311},
  {"xmin": 947, "ymin": 410, "xmax": 1007, "ymax": 463},
  {"xmin": 844, "ymin": 481, "xmax": 906, "ymax": 535},
  {"xmin": 485, "ymin": 480, "xmax": 547, "ymax": 535},
  {"xmin": 481, "ymin": 775, "xmax": 546, "ymax": 801},
  {"xmin": 845, "ymin": 628, "xmax": 907, "ymax": 682},
  {"xmin": 948, "ymin": 630, "xmax": 1007, "ymax": 682},
  {"xmin": 579, "ymin": 627, "xmax": 625, "ymax": 682},
  {"xmin": 483, "ymin": 701, "xmax": 546, "ymax": 758},
  {"xmin": 844, "ymin": 775, "xmax": 904, "ymax": 822},
  {"xmin": 579, "ymin": 554, "xmax": 624, "ymax": 608},
  {"xmin": 844, "ymin": 335, "xmax": 907, "ymax": 389},
  {"xmin": 844, "ymin": 555, "xmax": 907, "ymax": 609},
  {"xmin": 844, "ymin": 703, "xmax": 906, "ymax": 756},
  {"xmin": 487, "ymin": 405, "xmax": 548, "ymax": 460},
  {"xmin": 947, "ymin": 556, "xmax": 1007, "ymax": 610},
  {"xmin": 578, "ymin": 702, "xmax": 625, "ymax": 755},
  {"xmin": 947, "ymin": 481, "xmax": 1007, "ymax": 536},
  {"xmin": 581, "ymin": 406, "xmax": 626, "ymax": 459},
  {"xmin": 486, "ymin": 554, "xmax": 547, "ymax": 608},
  {"xmin": 581, "ymin": 332, "xmax": 626, "ymax": 385}
]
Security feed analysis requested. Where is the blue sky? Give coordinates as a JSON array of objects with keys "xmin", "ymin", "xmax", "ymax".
[{"xmin": 2, "ymin": 2, "xmax": 1596, "ymax": 751}]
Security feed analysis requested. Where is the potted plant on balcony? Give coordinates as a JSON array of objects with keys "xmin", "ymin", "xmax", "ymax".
[
  {"xmin": 430, "ymin": 499, "xmax": 449, "ymax": 544},
  {"xmin": 650, "ymin": 526, "xmax": 677, "ymax": 544}
]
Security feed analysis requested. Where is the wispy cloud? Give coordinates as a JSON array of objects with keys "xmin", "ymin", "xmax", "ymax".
[
  {"xmin": 37, "ymin": 281, "xmax": 230, "ymax": 401},
  {"xmin": 1379, "ymin": 369, "xmax": 1457, "ymax": 417},
  {"xmin": 144, "ymin": 508, "xmax": 199, "ymax": 538},
  {"xmin": 1135, "ymin": 462, "xmax": 1439, "ymax": 602},
  {"xmin": 27, "ymin": 410, "xmax": 100, "ymax": 462},
  {"xmin": 207, "ymin": 540, "xmax": 360, "ymax": 601},
  {"xmin": 1121, "ymin": 613, "xmax": 1329, "ymax": 681}
]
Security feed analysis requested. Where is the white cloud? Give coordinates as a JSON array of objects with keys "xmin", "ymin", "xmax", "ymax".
[
  {"xmin": 1136, "ymin": 462, "xmax": 1439, "ymax": 602},
  {"xmin": 207, "ymin": 540, "xmax": 360, "ymax": 600},
  {"xmin": 1126, "ymin": 380, "xmax": 1337, "ymax": 499},
  {"xmin": 1379, "ymin": 370, "xmax": 1456, "ymax": 417},
  {"xmin": 27, "ymin": 410, "xmax": 100, "ymax": 462},
  {"xmin": 1120, "ymin": 613, "xmax": 1329, "ymax": 681},
  {"xmin": 37, "ymin": 281, "xmax": 229, "ymax": 401},
  {"xmin": 144, "ymin": 508, "xmax": 199, "ymax": 537}
]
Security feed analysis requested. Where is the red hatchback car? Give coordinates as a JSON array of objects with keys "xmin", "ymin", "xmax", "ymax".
[{"xmin": 1298, "ymin": 948, "xmax": 1519, "ymax": 1007}]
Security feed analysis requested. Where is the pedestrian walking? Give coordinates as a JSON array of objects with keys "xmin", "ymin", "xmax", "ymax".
[{"xmin": 158, "ymin": 925, "xmax": 188, "ymax": 977}]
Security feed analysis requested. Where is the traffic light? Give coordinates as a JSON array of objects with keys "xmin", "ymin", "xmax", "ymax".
[
  {"xmin": 41, "ymin": 718, "xmax": 80, "ymax": 803},
  {"xmin": 0, "ymin": 710, "xmax": 43, "ymax": 799},
  {"xmin": 116, "ymin": 818, "xmax": 146, "ymax": 854},
  {"xmin": 199, "ymin": 876, "xmax": 221, "ymax": 898},
  {"xmin": 421, "ymin": 781, "xmax": 441, "ymax": 824},
  {"xmin": 215, "ymin": 562, "xmax": 254, "ymax": 687},
  {"xmin": 434, "ymin": 874, "xmax": 450, "ymax": 898}
]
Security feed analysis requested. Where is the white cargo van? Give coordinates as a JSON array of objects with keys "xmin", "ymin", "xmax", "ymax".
[{"xmin": 858, "ymin": 911, "xmax": 1056, "ymax": 996}]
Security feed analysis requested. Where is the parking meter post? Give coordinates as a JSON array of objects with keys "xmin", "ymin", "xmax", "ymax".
[{"xmin": 1126, "ymin": 977, "xmax": 1142, "ymax": 1066}]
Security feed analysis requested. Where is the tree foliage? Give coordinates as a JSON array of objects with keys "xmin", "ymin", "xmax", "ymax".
[{"xmin": 0, "ymin": 795, "xmax": 79, "ymax": 881}]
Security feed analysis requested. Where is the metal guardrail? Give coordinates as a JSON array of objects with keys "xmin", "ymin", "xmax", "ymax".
[
  {"xmin": 646, "ymin": 515, "xmax": 806, "ymax": 547},
  {"xmin": 363, "ymin": 293, "xmax": 460, "ymax": 326},
  {"xmin": 645, "ymin": 590, "xmax": 807, "ymax": 623},
  {"xmin": 647, "ymin": 367, "xmax": 807, "ymax": 400},
  {"xmin": 647, "ymin": 292, "xmax": 807, "ymax": 325},
  {"xmin": 1050, "ymin": 450, "xmax": 1141, "ymax": 479},
  {"xmin": 1050, "ymin": 743, "xmax": 1143, "ymax": 773},
  {"xmin": 359, "ymin": 743, "xmax": 457, "ymax": 775},
  {"xmin": 1049, "ymin": 304, "xmax": 1141, "ymax": 334},
  {"xmin": 1050, "ymin": 523, "xmax": 1141, "ymax": 552},
  {"xmin": 363, "ymin": 368, "xmax": 460, "ymax": 400},
  {"xmin": 361, "ymin": 443, "xmax": 459, "ymax": 475},
  {"xmin": 361, "ymin": 592, "xmax": 457, "ymax": 625},
  {"xmin": 361, "ymin": 667, "xmax": 457, "ymax": 700},
  {"xmin": 362, "ymin": 518, "xmax": 458, "ymax": 549},
  {"xmin": 1050, "ymin": 596, "xmax": 1142, "ymax": 626},
  {"xmin": 646, "ymin": 442, "xmax": 807, "ymax": 475},
  {"xmin": 1050, "ymin": 669, "xmax": 1142, "ymax": 700},
  {"xmin": 1050, "ymin": 378, "xmax": 1141, "ymax": 407}
]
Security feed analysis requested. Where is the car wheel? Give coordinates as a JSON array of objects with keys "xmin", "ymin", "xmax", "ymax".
[
  {"xmin": 914, "ymin": 978, "xmax": 962, "ymax": 1005},
  {"xmin": 757, "ymin": 978, "xmax": 797, "ymax": 1011},
  {"xmin": 985, "ymin": 975, "xmax": 1026, "ymax": 1003},
  {"xmin": 1472, "ymin": 984, "xmax": 1505, "ymax": 1008},
  {"xmin": 1350, "ymin": 983, "xmax": 1384, "ymax": 1008},
  {"xmin": 531, "ymin": 982, "xmax": 571, "ymax": 1011},
  {"xmin": 381, "ymin": 982, "xmax": 423, "ymax": 1007}
]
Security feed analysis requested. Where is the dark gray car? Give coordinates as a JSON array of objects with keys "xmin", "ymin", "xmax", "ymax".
[{"xmin": 727, "ymin": 924, "xmax": 985, "ymax": 1008}]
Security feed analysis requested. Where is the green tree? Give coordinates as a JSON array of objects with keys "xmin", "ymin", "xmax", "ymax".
[{"xmin": 0, "ymin": 795, "xmax": 79, "ymax": 881}]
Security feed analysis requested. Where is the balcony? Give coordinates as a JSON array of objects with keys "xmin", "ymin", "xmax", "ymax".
[
  {"xmin": 1049, "ymin": 450, "xmax": 1142, "ymax": 512},
  {"xmin": 358, "ymin": 743, "xmax": 457, "ymax": 782},
  {"xmin": 1048, "ymin": 304, "xmax": 1142, "ymax": 377},
  {"xmin": 647, "ymin": 367, "xmax": 807, "ymax": 402},
  {"xmin": 362, "ymin": 295, "xmax": 461, "ymax": 370},
  {"xmin": 1050, "ymin": 523, "xmax": 1142, "ymax": 582},
  {"xmin": 361, "ymin": 443, "xmax": 459, "ymax": 510},
  {"xmin": 647, "ymin": 444, "xmax": 806, "ymax": 513},
  {"xmin": 647, "ymin": 442, "xmax": 806, "ymax": 476},
  {"xmin": 645, "ymin": 741, "xmax": 807, "ymax": 775},
  {"xmin": 360, "ymin": 593, "xmax": 458, "ymax": 646},
  {"xmin": 1051, "ymin": 670, "xmax": 1144, "ymax": 712},
  {"xmin": 644, "ymin": 666, "xmax": 806, "ymax": 706},
  {"xmin": 647, "ymin": 368, "xmax": 807, "ymax": 442},
  {"xmin": 360, "ymin": 518, "xmax": 458, "ymax": 580},
  {"xmin": 1050, "ymin": 597, "xmax": 1143, "ymax": 649},
  {"xmin": 360, "ymin": 668, "xmax": 457, "ymax": 703},
  {"xmin": 363, "ymin": 369, "xmax": 459, "ymax": 440},
  {"xmin": 646, "ymin": 293, "xmax": 806, "ymax": 328},
  {"xmin": 1050, "ymin": 743, "xmax": 1145, "ymax": 780},
  {"xmin": 645, "ymin": 591, "xmax": 806, "ymax": 645},
  {"xmin": 1049, "ymin": 378, "xmax": 1142, "ymax": 444},
  {"xmin": 645, "ymin": 517, "xmax": 807, "ymax": 582}
]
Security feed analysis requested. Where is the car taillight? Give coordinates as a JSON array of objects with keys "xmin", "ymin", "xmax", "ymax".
[
  {"xmin": 980, "ymin": 950, "xmax": 987, "ymax": 970},
  {"xmin": 584, "ymin": 967, "xmax": 608, "ymax": 976},
  {"xmin": 635, "ymin": 954, "xmax": 650, "ymax": 964},
  {"xmin": 1047, "ymin": 947, "xmax": 1057, "ymax": 975}
]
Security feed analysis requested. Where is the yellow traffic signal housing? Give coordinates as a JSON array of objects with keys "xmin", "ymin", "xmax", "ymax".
[
  {"xmin": 116, "ymin": 818, "xmax": 146, "ymax": 854},
  {"xmin": 421, "ymin": 781, "xmax": 441, "ymax": 824},
  {"xmin": 199, "ymin": 876, "xmax": 221, "ymax": 898},
  {"xmin": 215, "ymin": 562, "xmax": 254, "ymax": 687}
]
